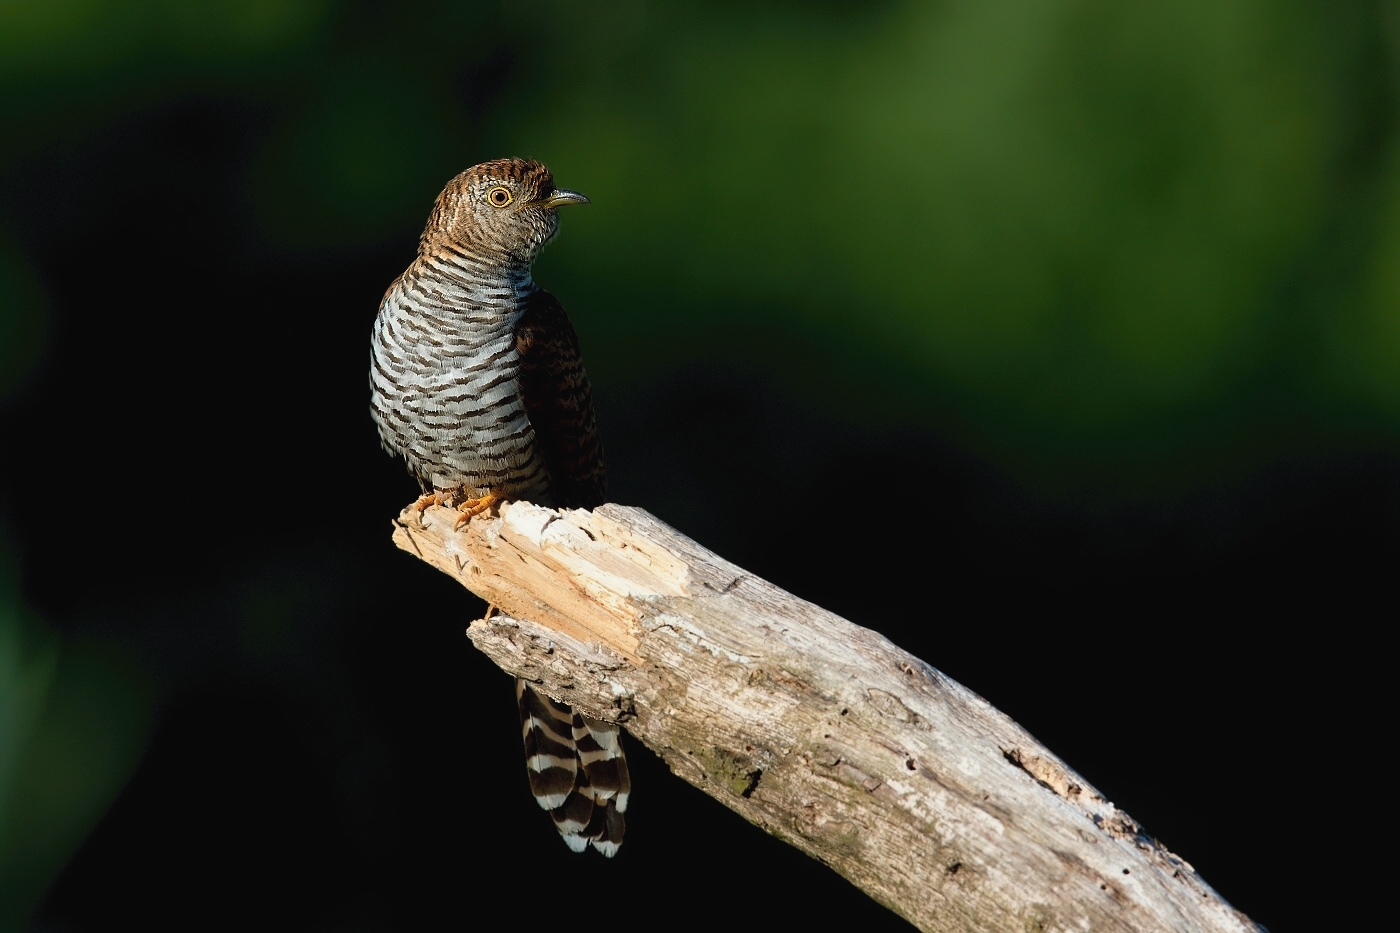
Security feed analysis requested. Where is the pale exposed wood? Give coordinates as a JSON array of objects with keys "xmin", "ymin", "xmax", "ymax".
[{"xmin": 392, "ymin": 501, "xmax": 1262, "ymax": 933}]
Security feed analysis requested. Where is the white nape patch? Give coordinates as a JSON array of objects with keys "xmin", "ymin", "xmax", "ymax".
[
  {"xmin": 561, "ymin": 834, "xmax": 588, "ymax": 854},
  {"xmin": 590, "ymin": 839, "xmax": 620, "ymax": 858}
]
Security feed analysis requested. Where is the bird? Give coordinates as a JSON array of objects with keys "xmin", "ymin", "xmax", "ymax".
[{"xmin": 369, "ymin": 158, "xmax": 629, "ymax": 856}]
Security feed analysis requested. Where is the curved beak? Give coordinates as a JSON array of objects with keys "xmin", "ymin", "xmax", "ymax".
[{"xmin": 537, "ymin": 188, "xmax": 590, "ymax": 208}]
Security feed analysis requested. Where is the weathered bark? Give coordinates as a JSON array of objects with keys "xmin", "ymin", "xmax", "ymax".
[{"xmin": 392, "ymin": 501, "xmax": 1261, "ymax": 933}]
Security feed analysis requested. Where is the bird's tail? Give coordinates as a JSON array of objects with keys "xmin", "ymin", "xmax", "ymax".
[{"xmin": 516, "ymin": 679, "xmax": 630, "ymax": 856}]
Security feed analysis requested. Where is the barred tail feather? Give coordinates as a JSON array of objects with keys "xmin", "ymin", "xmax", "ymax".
[
  {"xmin": 517, "ymin": 680, "xmax": 577, "ymax": 810},
  {"xmin": 584, "ymin": 799, "xmax": 626, "ymax": 858},
  {"xmin": 516, "ymin": 679, "xmax": 630, "ymax": 857},
  {"xmin": 575, "ymin": 715, "xmax": 630, "ymax": 811}
]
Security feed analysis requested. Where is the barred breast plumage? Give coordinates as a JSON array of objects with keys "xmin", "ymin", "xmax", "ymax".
[
  {"xmin": 369, "ymin": 158, "xmax": 624, "ymax": 855},
  {"xmin": 370, "ymin": 247, "xmax": 550, "ymax": 499}
]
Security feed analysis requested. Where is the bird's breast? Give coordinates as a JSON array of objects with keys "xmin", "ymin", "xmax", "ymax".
[{"xmin": 369, "ymin": 270, "xmax": 548, "ymax": 497}]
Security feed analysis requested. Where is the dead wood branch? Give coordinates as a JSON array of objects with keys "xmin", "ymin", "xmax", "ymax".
[{"xmin": 392, "ymin": 501, "xmax": 1261, "ymax": 933}]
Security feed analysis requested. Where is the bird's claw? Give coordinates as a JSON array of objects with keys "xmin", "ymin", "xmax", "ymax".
[
  {"xmin": 413, "ymin": 491, "xmax": 448, "ymax": 526},
  {"xmin": 413, "ymin": 492, "xmax": 446, "ymax": 511},
  {"xmin": 454, "ymin": 492, "xmax": 500, "ymax": 530}
]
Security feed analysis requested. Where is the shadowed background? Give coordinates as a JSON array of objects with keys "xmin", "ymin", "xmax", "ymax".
[{"xmin": 0, "ymin": 1, "xmax": 1394, "ymax": 930}]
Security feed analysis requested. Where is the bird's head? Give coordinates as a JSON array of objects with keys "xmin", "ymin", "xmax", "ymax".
[{"xmin": 421, "ymin": 158, "xmax": 589, "ymax": 264}]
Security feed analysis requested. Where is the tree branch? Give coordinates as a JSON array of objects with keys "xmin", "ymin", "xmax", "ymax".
[{"xmin": 392, "ymin": 500, "xmax": 1261, "ymax": 933}]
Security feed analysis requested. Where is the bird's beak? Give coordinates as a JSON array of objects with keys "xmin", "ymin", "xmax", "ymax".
[{"xmin": 537, "ymin": 188, "xmax": 590, "ymax": 208}]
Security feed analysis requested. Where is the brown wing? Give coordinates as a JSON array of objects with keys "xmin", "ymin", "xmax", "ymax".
[{"xmin": 516, "ymin": 288, "xmax": 606, "ymax": 509}]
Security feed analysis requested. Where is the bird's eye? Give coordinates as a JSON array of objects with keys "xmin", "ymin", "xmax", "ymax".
[{"xmin": 487, "ymin": 187, "xmax": 513, "ymax": 208}]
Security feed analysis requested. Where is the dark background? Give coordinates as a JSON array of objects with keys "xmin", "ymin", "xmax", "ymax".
[{"xmin": 1, "ymin": 2, "xmax": 1395, "ymax": 930}]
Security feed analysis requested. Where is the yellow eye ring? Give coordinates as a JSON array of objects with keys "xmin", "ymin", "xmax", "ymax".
[{"xmin": 487, "ymin": 186, "xmax": 513, "ymax": 208}]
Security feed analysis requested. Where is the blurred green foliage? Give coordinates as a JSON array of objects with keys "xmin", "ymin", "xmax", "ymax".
[
  {"xmin": 501, "ymin": 2, "xmax": 1399, "ymax": 456},
  {"xmin": 252, "ymin": 60, "xmax": 471, "ymax": 246},
  {"xmin": 0, "ymin": 225, "xmax": 149, "ymax": 925},
  {"xmin": 6, "ymin": 0, "xmax": 1393, "ymax": 473},
  {"xmin": 0, "ymin": 547, "xmax": 152, "ymax": 931},
  {"xmin": 0, "ymin": 0, "xmax": 328, "ymax": 74},
  {"xmin": 1345, "ymin": 134, "xmax": 1400, "ymax": 411},
  {"xmin": 0, "ymin": 240, "xmax": 45, "ymax": 402}
]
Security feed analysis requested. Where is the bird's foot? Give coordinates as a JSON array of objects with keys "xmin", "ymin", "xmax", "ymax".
[
  {"xmin": 412, "ymin": 491, "xmax": 449, "ymax": 526},
  {"xmin": 413, "ymin": 491, "xmax": 447, "ymax": 512},
  {"xmin": 454, "ymin": 492, "xmax": 501, "ymax": 530}
]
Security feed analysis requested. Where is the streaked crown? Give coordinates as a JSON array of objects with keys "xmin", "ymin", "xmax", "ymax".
[{"xmin": 420, "ymin": 158, "xmax": 588, "ymax": 264}]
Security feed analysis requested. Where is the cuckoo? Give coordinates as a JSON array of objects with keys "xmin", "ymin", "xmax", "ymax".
[{"xmin": 369, "ymin": 159, "xmax": 627, "ymax": 856}]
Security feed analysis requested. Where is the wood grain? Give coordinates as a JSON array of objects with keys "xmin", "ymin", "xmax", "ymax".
[{"xmin": 392, "ymin": 501, "xmax": 1262, "ymax": 933}]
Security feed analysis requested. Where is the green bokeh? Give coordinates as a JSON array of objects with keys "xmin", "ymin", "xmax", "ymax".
[
  {"xmin": 3, "ymin": 1, "xmax": 1396, "ymax": 470},
  {"xmin": 0, "ymin": 0, "xmax": 328, "ymax": 74},
  {"xmin": 252, "ymin": 60, "xmax": 469, "ymax": 247},
  {"xmin": 1332, "ymin": 138, "xmax": 1400, "ymax": 414},
  {"xmin": 496, "ymin": 2, "xmax": 1356, "ymax": 437},
  {"xmin": 0, "ymin": 548, "xmax": 153, "ymax": 932},
  {"xmin": 0, "ymin": 242, "xmax": 46, "ymax": 402}
]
